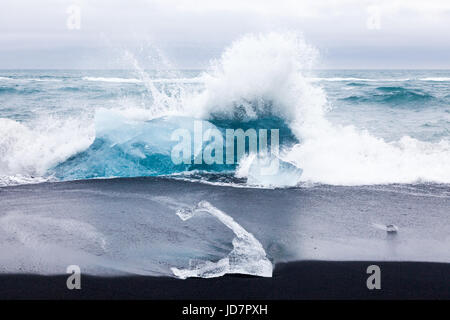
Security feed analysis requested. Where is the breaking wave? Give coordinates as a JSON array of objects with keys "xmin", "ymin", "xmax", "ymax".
[{"xmin": 1, "ymin": 32, "xmax": 449, "ymax": 187}]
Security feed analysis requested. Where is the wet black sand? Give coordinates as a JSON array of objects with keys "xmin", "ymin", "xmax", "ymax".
[{"xmin": 1, "ymin": 178, "xmax": 449, "ymax": 300}]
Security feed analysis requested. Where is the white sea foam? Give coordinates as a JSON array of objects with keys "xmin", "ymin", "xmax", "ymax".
[
  {"xmin": 151, "ymin": 77, "xmax": 204, "ymax": 84},
  {"xmin": 0, "ymin": 213, "xmax": 107, "ymax": 253},
  {"xmin": 185, "ymin": 32, "xmax": 450, "ymax": 186},
  {"xmin": 83, "ymin": 76, "xmax": 142, "ymax": 83},
  {"xmin": 418, "ymin": 77, "xmax": 450, "ymax": 81},
  {"xmin": 29, "ymin": 78, "xmax": 62, "ymax": 82},
  {"xmin": 0, "ymin": 213, "xmax": 108, "ymax": 274},
  {"xmin": 171, "ymin": 200, "xmax": 272, "ymax": 279},
  {"xmin": 310, "ymin": 76, "xmax": 450, "ymax": 82},
  {"xmin": 285, "ymin": 127, "xmax": 450, "ymax": 185},
  {"xmin": 309, "ymin": 77, "xmax": 410, "ymax": 82},
  {"xmin": 1, "ymin": 32, "xmax": 450, "ymax": 187},
  {"xmin": 82, "ymin": 76, "xmax": 203, "ymax": 84},
  {"xmin": 0, "ymin": 77, "xmax": 62, "ymax": 82},
  {"xmin": 0, "ymin": 174, "xmax": 51, "ymax": 187},
  {"xmin": 0, "ymin": 116, "xmax": 94, "ymax": 183}
]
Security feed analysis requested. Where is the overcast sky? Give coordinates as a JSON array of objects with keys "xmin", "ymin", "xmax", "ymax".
[{"xmin": 1, "ymin": 0, "xmax": 450, "ymax": 69}]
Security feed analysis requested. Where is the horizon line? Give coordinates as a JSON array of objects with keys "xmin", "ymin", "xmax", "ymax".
[{"xmin": 1, "ymin": 68, "xmax": 450, "ymax": 71}]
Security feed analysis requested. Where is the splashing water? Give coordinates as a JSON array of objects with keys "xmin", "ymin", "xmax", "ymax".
[{"xmin": 0, "ymin": 32, "xmax": 449, "ymax": 186}]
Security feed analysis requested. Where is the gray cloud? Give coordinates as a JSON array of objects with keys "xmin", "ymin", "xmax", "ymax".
[{"xmin": 1, "ymin": 0, "xmax": 449, "ymax": 68}]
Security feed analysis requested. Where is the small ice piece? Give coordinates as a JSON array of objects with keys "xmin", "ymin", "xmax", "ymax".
[
  {"xmin": 372, "ymin": 223, "xmax": 399, "ymax": 233},
  {"xmin": 386, "ymin": 224, "xmax": 398, "ymax": 233}
]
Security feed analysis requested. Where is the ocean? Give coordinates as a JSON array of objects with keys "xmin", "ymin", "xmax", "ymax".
[
  {"xmin": 0, "ymin": 34, "xmax": 449, "ymax": 277},
  {"xmin": 1, "ymin": 68, "xmax": 449, "ymax": 186}
]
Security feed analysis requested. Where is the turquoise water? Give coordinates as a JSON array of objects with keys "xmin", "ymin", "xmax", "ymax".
[{"xmin": 1, "ymin": 69, "xmax": 449, "ymax": 186}]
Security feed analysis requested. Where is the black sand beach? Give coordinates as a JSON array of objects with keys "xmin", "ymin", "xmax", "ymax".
[
  {"xmin": 1, "ymin": 261, "xmax": 449, "ymax": 299},
  {"xmin": 0, "ymin": 178, "xmax": 449, "ymax": 300}
]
